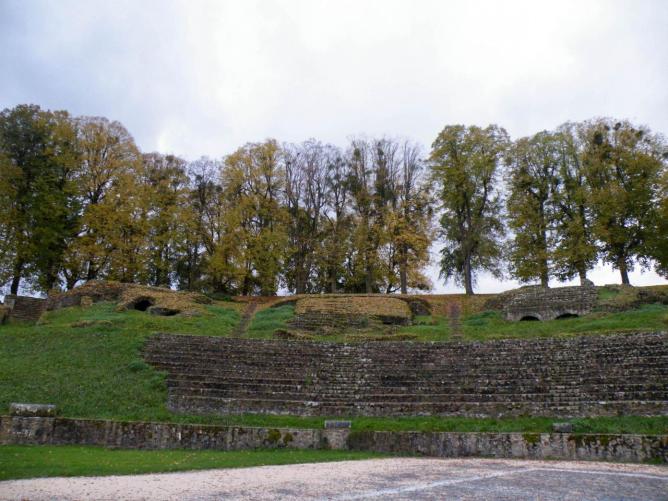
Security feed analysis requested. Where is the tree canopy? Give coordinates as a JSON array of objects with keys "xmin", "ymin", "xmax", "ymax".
[{"xmin": 1, "ymin": 104, "xmax": 666, "ymax": 296}]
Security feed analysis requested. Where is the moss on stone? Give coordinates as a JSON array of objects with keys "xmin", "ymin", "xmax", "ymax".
[{"xmin": 523, "ymin": 433, "xmax": 541, "ymax": 445}]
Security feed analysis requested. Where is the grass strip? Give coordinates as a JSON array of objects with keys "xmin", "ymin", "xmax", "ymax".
[{"xmin": 0, "ymin": 445, "xmax": 385, "ymax": 480}]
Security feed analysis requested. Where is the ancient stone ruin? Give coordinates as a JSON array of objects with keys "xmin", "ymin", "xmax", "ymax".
[
  {"xmin": 287, "ymin": 295, "xmax": 430, "ymax": 331},
  {"xmin": 502, "ymin": 284, "xmax": 598, "ymax": 321},
  {"xmin": 144, "ymin": 331, "xmax": 668, "ymax": 418},
  {"xmin": 46, "ymin": 280, "xmax": 211, "ymax": 317},
  {"xmin": 2, "ymin": 295, "xmax": 47, "ymax": 323}
]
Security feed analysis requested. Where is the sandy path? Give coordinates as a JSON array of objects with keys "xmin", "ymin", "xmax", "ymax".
[{"xmin": 1, "ymin": 458, "xmax": 667, "ymax": 500}]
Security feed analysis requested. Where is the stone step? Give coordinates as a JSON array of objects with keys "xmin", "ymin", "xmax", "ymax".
[
  {"xmin": 144, "ymin": 331, "xmax": 668, "ymax": 418},
  {"xmin": 168, "ymin": 385, "xmax": 668, "ymax": 403},
  {"xmin": 165, "ymin": 378, "xmax": 667, "ymax": 394},
  {"xmin": 147, "ymin": 356, "xmax": 668, "ymax": 373},
  {"xmin": 168, "ymin": 394, "xmax": 668, "ymax": 418}
]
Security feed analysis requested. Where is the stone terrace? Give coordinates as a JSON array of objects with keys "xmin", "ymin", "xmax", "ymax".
[
  {"xmin": 290, "ymin": 296, "xmax": 413, "ymax": 330},
  {"xmin": 143, "ymin": 331, "xmax": 668, "ymax": 418}
]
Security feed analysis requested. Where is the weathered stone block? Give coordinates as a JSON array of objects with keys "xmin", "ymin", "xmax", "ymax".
[
  {"xmin": 4, "ymin": 295, "xmax": 47, "ymax": 323},
  {"xmin": 9, "ymin": 403, "xmax": 57, "ymax": 417},
  {"xmin": 503, "ymin": 284, "xmax": 598, "ymax": 321},
  {"xmin": 552, "ymin": 422, "xmax": 574, "ymax": 433},
  {"xmin": 325, "ymin": 420, "xmax": 351, "ymax": 429}
]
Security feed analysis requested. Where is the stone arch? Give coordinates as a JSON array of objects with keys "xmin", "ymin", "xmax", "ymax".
[{"xmin": 520, "ymin": 315, "xmax": 541, "ymax": 321}]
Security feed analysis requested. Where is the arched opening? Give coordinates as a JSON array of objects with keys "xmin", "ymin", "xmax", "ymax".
[
  {"xmin": 555, "ymin": 313, "xmax": 579, "ymax": 320},
  {"xmin": 520, "ymin": 315, "xmax": 540, "ymax": 321},
  {"xmin": 132, "ymin": 297, "xmax": 154, "ymax": 312}
]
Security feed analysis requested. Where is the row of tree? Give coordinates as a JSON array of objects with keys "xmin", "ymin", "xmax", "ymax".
[
  {"xmin": 0, "ymin": 104, "xmax": 666, "ymax": 296},
  {"xmin": 430, "ymin": 121, "xmax": 667, "ymax": 294}
]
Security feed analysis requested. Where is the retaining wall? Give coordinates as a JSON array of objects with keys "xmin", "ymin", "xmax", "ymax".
[{"xmin": 1, "ymin": 416, "xmax": 665, "ymax": 463}]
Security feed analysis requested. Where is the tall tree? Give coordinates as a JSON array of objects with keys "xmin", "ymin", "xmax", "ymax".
[
  {"xmin": 178, "ymin": 157, "xmax": 223, "ymax": 291},
  {"xmin": 320, "ymin": 147, "xmax": 352, "ymax": 293},
  {"xmin": 0, "ymin": 104, "xmax": 79, "ymax": 293},
  {"xmin": 283, "ymin": 140, "xmax": 330, "ymax": 293},
  {"xmin": 61, "ymin": 116, "xmax": 140, "ymax": 288},
  {"xmin": 346, "ymin": 139, "xmax": 380, "ymax": 292},
  {"xmin": 211, "ymin": 140, "xmax": 288, "ymax": 295},
  {"xmin": 551, "ymin": 122, "xmax": 598, "ymax": 283},
  {"xmin": 583, "ymin": 119, "xmax": 664, "ymax": 285},
  {"xmin": 430, "ymin": 125, "xmax": 508, "ymax": 295},
  {"xmin": 645, "ymin": 142, "xmax": 668, "ymax": 278},
  {"xmin": 381, "ymin": 140, "xmax": 433, "ymax": 293},
  {"xmin": 506, "ymin": 131, "xmax": 560, "ymax": 286},
  {"xmin": 141, "ymin": 153, "xmax": 190, "ymax": 287}
]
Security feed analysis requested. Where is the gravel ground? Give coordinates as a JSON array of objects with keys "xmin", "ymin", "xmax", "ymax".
[{"xmin": 1, "ymin": 458, "xmax": 667, "ymax": 501}]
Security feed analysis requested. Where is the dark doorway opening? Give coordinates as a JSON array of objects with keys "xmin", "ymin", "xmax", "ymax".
[
  {"xmin": 132, "ymin": 298, "xmax": 154, "ymax": 312},
  {"xmin": 520, "ymin": 315, "xmax": 540, "ymax": 321},
  {"xmin": 555, "ymin": 313, "xmax": 579, "ymax": 320}
]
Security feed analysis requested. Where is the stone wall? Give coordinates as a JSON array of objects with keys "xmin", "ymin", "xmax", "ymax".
[
  {"xmin": 1, "ymin": 416, "xmax": 665, "ymax": 463},
  {"xmin": 291, "ymin": 296, "xmax": 414, "ymax": 331},
  {"xmin": 3, "ymin": 295, "xmax": 47, "ymax": 323},
  {"xmin": 347, "ymin": 430, "xmax": 668, "ymax": 464},
  {"xmin": 143, "ymin": 331, "xmax": 668, "ymax": 418},
  {"xmin": 0, "ymin": 416, "xmax": 347, "ymax": 450},
  {"xmin": 503, "ymin": 284, "xmax": 598, "ymax": 321}
]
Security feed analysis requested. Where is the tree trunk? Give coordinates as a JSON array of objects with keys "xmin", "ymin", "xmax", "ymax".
[
  {"xmin": 400, "ymin": 244, "xmax": 408, "ymax": 294},
  {"xmin": 463, "ymin": 254, "xmax": 474, "ymax": 295},
  {"xmin": 66, "ymin": 275, "xmax": 78, "ymax": 290},
  {"xmin": 540, "ymin": 270, "xmax": 549, "ymax": 288},
  {"xmin": 86, "ymin": 259, "xmax": 98, "ymax": 281},
  {"xmin": 295, "ymin": 264, "xmax": 306, "ymax": 294},
  {"xmin": 365, "ymin": 247, "xmax": 373, "ymax": 293},
  {"xmin": 578, "ymin": 267, "xmax": 588, "ymax": 285},
  {"xmin": 330, "ymin": 267, "xmax": 337, "ymax": 294},
  {"xmin": 365, "ymin": 264, "xmax": 373, "ymax": 293},
  {"xmin": 10, "ymin": 260, "xmax": 23, "ymax": 294},
  {"xmin": 618, "ymin": 259, "xmax": 630, "ymax": 285},
  {"xmin": 539, "ymin": 224, "xmax": 549, "ymax": 287}
]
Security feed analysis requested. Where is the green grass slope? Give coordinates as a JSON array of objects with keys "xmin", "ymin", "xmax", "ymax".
[{"xmin": 0, "ymin": 300, "xmax": 666, "ymax": 434}]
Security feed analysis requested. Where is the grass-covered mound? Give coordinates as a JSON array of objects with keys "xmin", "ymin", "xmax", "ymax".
[{"xmin": 0, "ymin": 302, "xmax": 240, "ymax": 421}]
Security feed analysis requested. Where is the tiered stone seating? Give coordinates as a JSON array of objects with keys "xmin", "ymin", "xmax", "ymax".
[{"xmin": 143, "ymin": 332, "xmax": 668, "ymax": 418}]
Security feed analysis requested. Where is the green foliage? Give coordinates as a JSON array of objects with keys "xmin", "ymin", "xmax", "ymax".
[
  {"xmin": 551, "ymin": 123, "xmax": 599, "ymax": 282},
  {"xmin": 0, "ymin": 446, "xmax": 383, "ymax": 480},
  {"xmin": 209, "ymin": 140, "xmax": 288, "ymax": 295},
  {"xmin": 0, "ymin": 104, "xmax": 80, "ymax": 292},
  {"xmin": 649, "ymin": 168, "xmax": 668, "ymax": 278},
  {"xmin": 506, "ymin": 131, "xmax": 561, "ymax": 285},
  {"xmin": 430, "ymin": 124, "xmax": 509, "ymax": 294},
  {"xmin": 2, "ymin": 104, "xmax": 667, "ymax": 296},
  {"xmin": 583, "ymin": 119, "xmax": 666, "ymax": 284}
]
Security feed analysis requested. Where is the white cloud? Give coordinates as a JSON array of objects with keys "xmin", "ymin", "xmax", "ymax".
[{"xmin": 1, "ymin": 0, "xmax": 667, "ymax": 292}]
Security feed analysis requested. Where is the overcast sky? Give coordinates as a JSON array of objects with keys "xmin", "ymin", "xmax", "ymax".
[{"xmin": 1, "ymin": 0, "xmax": 667, "ymax": 293}]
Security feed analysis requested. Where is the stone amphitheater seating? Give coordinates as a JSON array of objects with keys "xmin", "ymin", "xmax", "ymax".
[{"xmin": 143, "ymin": 332, "xmax": 668, "ymax": 418}]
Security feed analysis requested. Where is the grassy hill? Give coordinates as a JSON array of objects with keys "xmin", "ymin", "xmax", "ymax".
[{"xmin": 1, "ymin": 295, "xmax": 666, "ymax": 434}]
